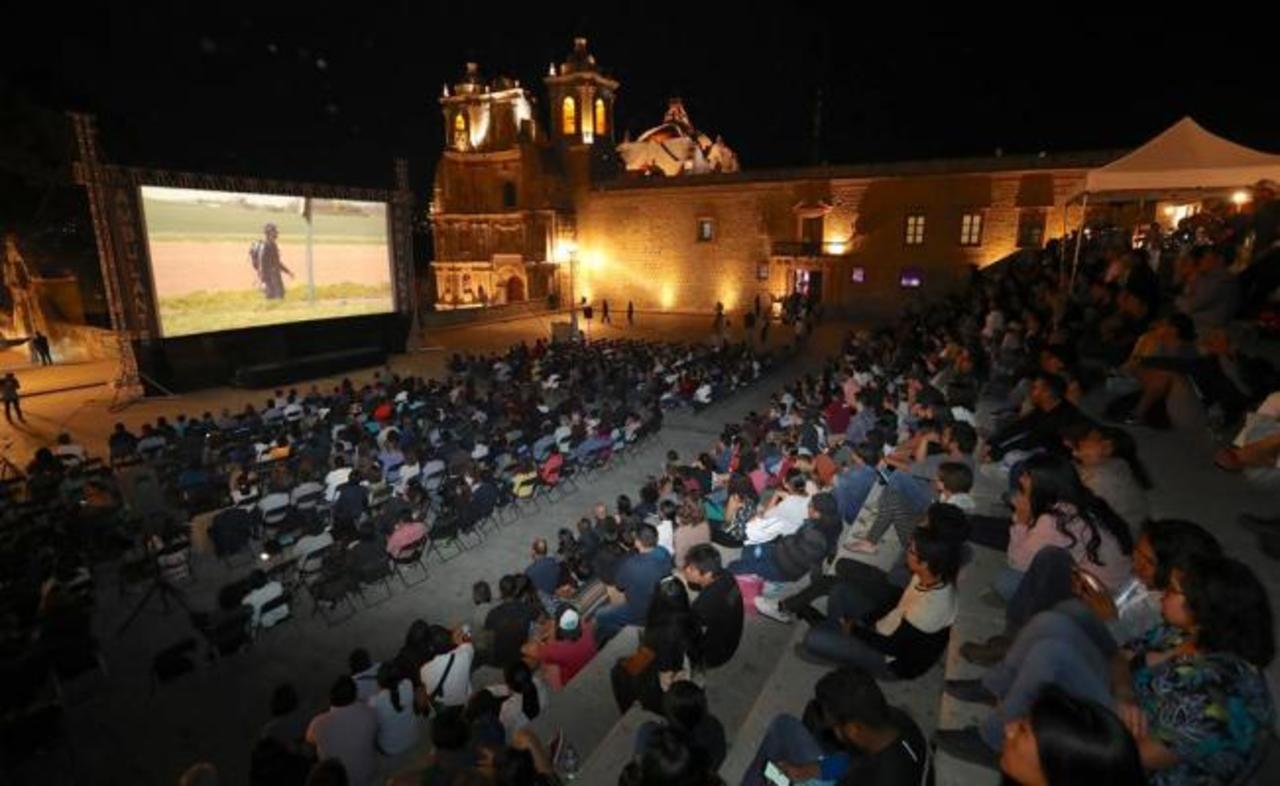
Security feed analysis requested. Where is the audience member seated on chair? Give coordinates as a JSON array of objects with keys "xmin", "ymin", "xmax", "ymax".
[
  {"xmin": 385, "ymin": 511, "xmax": 427, "ymax": 559},
  {"xmin": 595, "ymin": 523, "xmax": 673, "ymax": 644},
  {"xmin": 740, "ymin": 666, "xmax": 929, "ymax": 786},
  {"xmin": 522, "ymin": 604, "xmax": 597, "ymax": 690},
  {"xmin": 634, "ymin": 681, "xmax": 727, "ymax": 773},
  {"xmin": 485, "ymin": 574, "xmax": 542, "ymax": 670},
  {"xmin": 243, "ymin": 570, "xmax": 288, "ymax": 629},
  {"xmin": 346, "ymin": 526, "xmax": 389, "ymax": 580},
  {"xmin": 305, "ymin": 676, "xmax": 377, "ymax": 786},
  {"xmin": 799, "ymin": 525, "xmax": 961, "ymax": 680},
  {"xmin": 681, "ymin": 544, "xmax": 744, "ymax": 669}
]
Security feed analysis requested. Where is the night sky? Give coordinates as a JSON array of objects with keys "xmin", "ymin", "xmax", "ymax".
[{"xmin": 4, "ymin": 6, "xmax": 1280, "ymax": 197}]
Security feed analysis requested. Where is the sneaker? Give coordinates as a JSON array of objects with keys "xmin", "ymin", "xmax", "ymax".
[
  {"xmin": 944, "ymin": 679, "xmax": 999, "ymax": 706},
  {"xmin": 934, "ymin": 727, "xmax": 999, "ymax": 769},
  {"xmin": 754, "ymin": 595, "xmax": 795, "ymax": 624}
]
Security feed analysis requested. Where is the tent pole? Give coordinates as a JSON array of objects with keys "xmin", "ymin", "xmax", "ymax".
[{"xmin": 1070, "ymin": 192, "xmax": 1088, "ymax": 291}]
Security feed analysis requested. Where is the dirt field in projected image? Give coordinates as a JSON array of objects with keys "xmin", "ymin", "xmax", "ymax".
[{"xmin": 148, "ymin": 240, "xmax": 390, "ymax": 297}]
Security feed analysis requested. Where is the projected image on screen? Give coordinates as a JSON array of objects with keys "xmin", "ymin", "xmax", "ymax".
[{"xmin": 140, "ymin": 186, "xmax": 394, "ymax": 337}]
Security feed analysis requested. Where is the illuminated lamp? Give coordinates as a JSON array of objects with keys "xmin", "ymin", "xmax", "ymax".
[{"xmin": 1232, "ymin": 190, "xmax": 1250, "ymax": 206}]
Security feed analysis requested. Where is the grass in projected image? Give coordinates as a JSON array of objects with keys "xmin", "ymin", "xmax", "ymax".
[{"xmin": 158, "ymin": 282, "xmax": 394, "ymax": 336}]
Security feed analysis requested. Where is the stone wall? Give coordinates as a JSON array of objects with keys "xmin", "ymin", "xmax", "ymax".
[{"xmin": 574, "ymin": 169, "xmax": 1087, "ymax": 318}]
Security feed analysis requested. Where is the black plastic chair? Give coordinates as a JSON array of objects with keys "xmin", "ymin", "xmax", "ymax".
[{"xmin": 390, "ymin": 536, "xmax": 430, "ymax": 587}]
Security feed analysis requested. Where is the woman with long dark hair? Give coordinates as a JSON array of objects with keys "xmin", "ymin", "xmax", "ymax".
[
  {"xmin": 1000, "ymin": 687, "xmax": 1144, "ymax": 786},
  {"xmin": 1112, "ymin": 554, "xmax": 1274, "ymax": 786},
  {"xmin": 612, "ymin": 577, "xmax": 703, "ymax": 714},
  {"xmin": 368, "ymin": 662, "xmax": 421, "ymax": 756},
  {"xmin": 997, "ymin": 454, "xmax": 1132, "ymax": 601}
]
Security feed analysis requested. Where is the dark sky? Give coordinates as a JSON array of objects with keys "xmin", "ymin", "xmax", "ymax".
[{"xmin": 4, "ymin": 5, "xmax": 1280, "ymax": 197}]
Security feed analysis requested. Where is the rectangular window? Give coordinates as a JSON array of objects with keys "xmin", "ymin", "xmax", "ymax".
[
  {"xmin": 801, "ymin": 216, "xmax": 824, "ymax": 245},
  {"xmin": 960, "ymin": 212, "xmax": 983, "ymax": 246},
  {"xmin": 905, "ymin": 213, "xmax": 926, "ymax": 246},
  {"xmin": 850, "ymin": 266, "xmax": 866, "ymax": 284},
  {"xmin": 696, "ymin": 217, "xmax": 715, "ymax": 243},
  {"xmin": 1017, "ymin": 210, "xmax": 1046, "ymax": 248}
]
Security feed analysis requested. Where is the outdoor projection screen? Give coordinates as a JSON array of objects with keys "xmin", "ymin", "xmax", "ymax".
[{"xmin": 139, "ymin": 186, "xmax": 394, "ymax": 337}]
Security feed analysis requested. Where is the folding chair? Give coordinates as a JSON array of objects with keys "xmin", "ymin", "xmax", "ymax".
[
  {"xmin": 309, "ymin": 570, "xmax": 359, "ymax": 626},
  {"xmin": 390, "ymin": 536, "xmax": 430, "ymax": 587},
  {"xmin": 255, "ymin": 591, "xmax": 293, "ymax": 635},
  {"xmin": 350, "ymin": 558, "xmax": 395, "ymax": 608}
]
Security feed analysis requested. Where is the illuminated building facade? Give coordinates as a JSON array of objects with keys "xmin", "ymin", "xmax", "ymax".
[{"xmin": 430, "ymin": 38, "xmax": 1112, "ymax": 317}]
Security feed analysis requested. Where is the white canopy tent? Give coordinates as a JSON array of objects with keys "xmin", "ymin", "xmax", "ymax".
[{"xmin": 1068, "ymin": 117, "xmax": 1280, "ymax": 280}]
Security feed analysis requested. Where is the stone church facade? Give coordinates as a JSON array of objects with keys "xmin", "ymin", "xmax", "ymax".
[{"xmin": 430, "ymin": 38, "xmax": 1111, "ymax": 318}]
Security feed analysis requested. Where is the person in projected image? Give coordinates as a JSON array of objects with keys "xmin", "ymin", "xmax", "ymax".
[{"xmin": 250, "ymin": 223, "xmax": 294, "ymax": 300}]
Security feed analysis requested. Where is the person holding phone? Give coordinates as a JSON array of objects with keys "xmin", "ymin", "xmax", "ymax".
[{"xmin": 740, "ymin": 667, "xmax": 928, "ymax": 786}]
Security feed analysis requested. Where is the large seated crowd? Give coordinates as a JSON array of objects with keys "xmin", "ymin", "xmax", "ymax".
[{"xmin": 4, "ymin": 182, "xmax": 1280, "ymax": 786}]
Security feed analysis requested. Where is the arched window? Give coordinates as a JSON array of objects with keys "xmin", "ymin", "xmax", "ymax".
[
  {"xmin": 561, "ymin": 96, "xmax": 577, "ymax": 136},
  {"xmin": 594, "ymin": 98, "xmax": 607, "ymax": 136},
  {"xmin": 452, "ymin": 112, "xmax": 467, "ymax": 149}
]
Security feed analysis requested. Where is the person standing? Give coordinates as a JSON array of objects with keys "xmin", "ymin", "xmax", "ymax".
[
  {"xmin": 249, "ymin": 223, "xmax": 294, "ymax": 300},
  {"xmin": 32, "ymin": 331, "xmax": 53, "ymax": 365},
  {"xmin": 2, "ymin": 372, "xmax": 22, "ymax": 423},
  {"xmin": 627, "ymin": 300, "xmax": 635, "ymax": 326},
  {"xmin": 602, "ymin": 299, "xmax": 612, "ymax": 324}
]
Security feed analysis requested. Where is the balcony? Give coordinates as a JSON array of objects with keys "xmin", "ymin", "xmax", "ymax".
[{"xmin": 770, "ymin": 241, "xmax": 847, "ymax": 257}]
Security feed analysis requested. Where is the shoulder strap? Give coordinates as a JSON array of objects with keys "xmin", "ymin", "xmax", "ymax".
[{"xmin": 431, "ymin": 652, "xmax": 457, "ymax": 700}]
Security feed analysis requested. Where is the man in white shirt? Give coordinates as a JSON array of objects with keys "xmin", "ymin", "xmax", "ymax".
[
  {"xmin": 745, "ymin": 472, "xmax": 811, "ymax": 544},
  {"xmin": 420, "ymin": 631, "xmax": 475, "ymax": 710},
  {"xmin": 324, "ymin": 458, "xmax": 355, "ymax": 503},
  {"xmin": 52, "ymin": 433, "xmax": 87, "ymax": 465}
]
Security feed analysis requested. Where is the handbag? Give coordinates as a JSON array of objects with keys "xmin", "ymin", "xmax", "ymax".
[{"xmin": 619, "ymin": 645, "xmax": 656, "ymax": 677}]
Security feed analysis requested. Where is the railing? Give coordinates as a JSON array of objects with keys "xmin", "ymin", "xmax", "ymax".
[{"xmin": 770, "ymin": 241, "xmax": 847, "ymax": 257}]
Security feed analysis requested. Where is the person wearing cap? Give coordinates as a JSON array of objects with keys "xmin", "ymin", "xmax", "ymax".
[
  {"xmin": 248, "ymin": 222, "xmax": 294, "ymax": 300},
  {"xmin": 522, "ymin": 604, "xmax": 598, "ymax": 690}
]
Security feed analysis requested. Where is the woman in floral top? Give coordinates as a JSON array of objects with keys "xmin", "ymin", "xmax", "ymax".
[{"xmin": 1113, "ymin": 554, "xmax": 1274, "ymax": 786}]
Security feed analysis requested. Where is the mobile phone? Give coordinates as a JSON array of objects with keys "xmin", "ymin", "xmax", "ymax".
[{"xmin": 763, "ymin": 762, "xmax": 791, "ymax": 786}]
